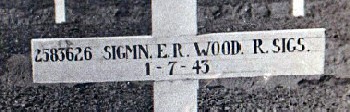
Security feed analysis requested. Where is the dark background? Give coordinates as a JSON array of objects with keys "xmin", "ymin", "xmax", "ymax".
[{"xmin": 0, "ymin": 0, "xmax": 350, "ymax": 111}]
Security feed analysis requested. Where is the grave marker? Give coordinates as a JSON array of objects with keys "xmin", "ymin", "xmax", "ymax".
[
  {"xmin": 31, "ymin": 29, "xmax": 326, "ymax": 82},
  {"xmin": 35, "ymin": 0, "xmax": 325, "ymax": 111}
]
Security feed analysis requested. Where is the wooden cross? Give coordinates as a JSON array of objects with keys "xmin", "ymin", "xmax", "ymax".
[{"xmin": 36, "ymin": 0, "xmax": 324, "ymax": 111}]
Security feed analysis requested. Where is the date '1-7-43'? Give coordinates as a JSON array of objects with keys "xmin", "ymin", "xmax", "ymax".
[{"xmin": 145, "ymin": 60, "xmax": 210, "ymax": 75}]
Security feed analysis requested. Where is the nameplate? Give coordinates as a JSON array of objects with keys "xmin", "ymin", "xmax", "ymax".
[{"xmin": 31, "ymin": 28, "xmax": 325, "ymax": 83}]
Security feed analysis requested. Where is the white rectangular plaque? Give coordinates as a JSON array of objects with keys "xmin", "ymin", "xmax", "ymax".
[{"xmin": 31, "ymin": 28, "xmax": 325, "ymax": 83}]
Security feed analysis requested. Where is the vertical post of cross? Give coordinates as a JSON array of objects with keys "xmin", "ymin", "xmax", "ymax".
[
  {"xmin": 292, "ymin": 0, "xmax": 305, "ymax": 17},
  {"xmin": 54, "ymin": 0, "xmax": 66, "ymax": 23},
  {"xmin": 152, "ymin": 0, "xmax": 198, "ymax": 111}
]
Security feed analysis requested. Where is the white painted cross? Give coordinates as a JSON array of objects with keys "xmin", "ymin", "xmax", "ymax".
[{"xmin": 38, "ymin": 0, "xmax": 323, "ymax": 111}]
